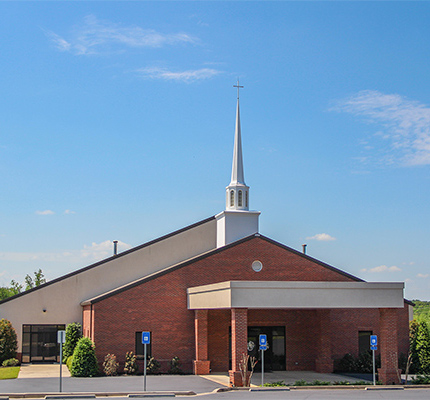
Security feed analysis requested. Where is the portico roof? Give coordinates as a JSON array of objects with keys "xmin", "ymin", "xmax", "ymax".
[{"xmin": 187, "ymin": 281, "xmax": 405, "ymax": 310}]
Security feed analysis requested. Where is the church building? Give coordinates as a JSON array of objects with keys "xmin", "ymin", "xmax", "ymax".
[{"xmin": 0, "ymin": 89, "xmax": 410, "ymax": 385}]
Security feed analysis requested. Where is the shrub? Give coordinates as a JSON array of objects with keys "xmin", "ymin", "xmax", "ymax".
[
  {"xmin": 124, "ymin": 351, "xmax": 137, "ymax": 375},
  {"xmin": 63, "ymin": 323, "xmax": 82, "ymax": 362},
  {"xmin": 0, "ymin": 319, "xmax": 17, "ymax": 364},
  {"xmin": 70, "ymin": 337, "xmax": 98, "ymax": 377},
  {"xmin": 2, "ymin": 358, "xmax": 19, "ymax": 367},
  {"xmin": 103, "ymin": 354, "xmax": 119, "ymax": 376},
  {"xmin": 293, "ymin": 379, "xmax": 307, "ymax": 386},
  {"xmin": 168, "ymin": 356, "xmax": 182, "ymax": 374},
  {"xmin": 147, "ymin": 356, "xmax": 161, "ymax": 374},
  {"xmin": 337, "ymin": 353, "xmax": 356, "ymax": 372}
]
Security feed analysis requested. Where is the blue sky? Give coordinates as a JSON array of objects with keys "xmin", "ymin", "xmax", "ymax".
[{"xmin": 1, "ymin": 1, "xmax": 429, "ymax": 300}]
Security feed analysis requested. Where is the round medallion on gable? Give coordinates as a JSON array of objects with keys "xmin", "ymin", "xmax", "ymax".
[{"xmin": 252, "ymin": 260, "xmax": 263, "ymax": 272}]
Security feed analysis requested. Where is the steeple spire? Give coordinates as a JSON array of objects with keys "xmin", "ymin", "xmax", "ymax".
[{"xmin": 226, "ymin": 80, "xmax": 249, "ymax": 211}]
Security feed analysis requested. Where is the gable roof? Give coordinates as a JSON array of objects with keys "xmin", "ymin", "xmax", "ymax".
[
  {"xmin": 0, "ymin": 216, "xmax": 216, "ymax": 305},
  {"xmin": 82, "ymin": 233, "xmax": 365, "ymax": 305}
]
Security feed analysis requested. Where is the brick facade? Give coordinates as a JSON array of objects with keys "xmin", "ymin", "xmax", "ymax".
[{"xmin": 82, "ymin": 236, "xmax": 409, "ymax": 384}]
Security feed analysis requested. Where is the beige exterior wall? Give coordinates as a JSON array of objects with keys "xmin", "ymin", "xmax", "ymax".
[
  {"xmin": 0, "ymin": 218, "xmax": 217, "ymax": 347},
  {"xmin": 188, "ymin": 281, "xmax": 405, "ymax": 309}
]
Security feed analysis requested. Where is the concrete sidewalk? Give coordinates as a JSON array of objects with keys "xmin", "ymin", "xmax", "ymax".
[{"xmin": 18, "ymin": 364, "xmax": 71, "ymax": 378}]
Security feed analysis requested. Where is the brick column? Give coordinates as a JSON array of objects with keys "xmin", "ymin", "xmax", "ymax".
[
  {"xmin": 193, "ymin": 309, "xmax": 210, "ymax": 375},
  {"xmin": 229, "ymin": 308, "xmax": 248, "ymax": 387},
  {"xmin": 378, "ymin": 308, "xmax": 400, "ymax": 384},
  {"xmin": 315, "ymin": 309, "xmax": 333, "ymax": 373}
]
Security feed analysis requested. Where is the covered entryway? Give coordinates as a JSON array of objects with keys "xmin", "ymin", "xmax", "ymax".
[{"xmin": 188, "ymin": 280, "xmax": 406, "ymax": 386}]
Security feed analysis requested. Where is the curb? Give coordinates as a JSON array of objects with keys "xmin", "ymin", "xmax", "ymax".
[{"xmin": 0, "ymin": 392, "xmax": 196, "ymax": 399}]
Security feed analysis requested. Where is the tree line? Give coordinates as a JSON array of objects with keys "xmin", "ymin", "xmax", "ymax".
[{"xmin": 0, "ymin": 269, "xmax": 46, "ymax": 300}]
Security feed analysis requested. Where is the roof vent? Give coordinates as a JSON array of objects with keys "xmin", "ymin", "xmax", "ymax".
[{"xmin": 113, "ymin": 241, "xmax": 118, "ymax": 256}]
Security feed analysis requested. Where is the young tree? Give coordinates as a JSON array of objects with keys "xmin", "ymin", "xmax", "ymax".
[
  {"xmin": 62, "ymin": 323, "xmax": 83, "ymax": 362},
  {"xmin": 25, "ymin": 269, "xmax": 46, "ymax": 290},
  {"xmin": 0, "ymin": 319, "xmax": 18, "ymax": 364},
  {"xmin": 410, "ymin": 320, "xmax": 420, "ymax": 373}
]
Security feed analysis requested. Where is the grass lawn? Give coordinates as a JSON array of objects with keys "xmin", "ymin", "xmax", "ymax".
[{"xmin": 0, "ymin": 366, "xmax": 20, "ymax": 379}]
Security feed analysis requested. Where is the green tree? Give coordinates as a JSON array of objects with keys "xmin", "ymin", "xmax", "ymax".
[
  {"xmin": 0, "ymin": 319, "xmax": 18, "ymax": 364},
  {"xmin": 9, "ymin": 280, "xmax": 22, "ymax": 296},
  {"xmin": 416, "ymin": 321, "xmax": 430, "ymax": 374},
  {"xmin": 70, "ymin": 337, "xmax": 99, "ymax": 377},
  {"xmin": 0, "ymin": 287, "xmax": 16, "ymax": 300},
  {"xmin": 62, "ymin": 323, "xmax": 83, "ymax": 362},
  {"xmin": 410, "ymin": 320, "xmax": 420, "ymax": 373},
  {"xmin": 25, "ymin": 269, "xmax": 46, "ymax": 290}
]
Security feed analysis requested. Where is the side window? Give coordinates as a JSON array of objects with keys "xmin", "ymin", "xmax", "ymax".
[
  {"xmin": 245, "ymin": 191, "xmax": 248, "ymax": 208},
  {"xmin": 358, "ymin": 331, "xmax": 372, "ymax": 354},
  {"xmin": 135, "ymin": 331, "xmax": 152, "ymax": 360},
  {"xmin": 238, "ymin": 190, "xmax": 243, "ymax": 207},
  {"xmin": 230, "ymin": 190, "xmax": 235, "ymax": 207}
]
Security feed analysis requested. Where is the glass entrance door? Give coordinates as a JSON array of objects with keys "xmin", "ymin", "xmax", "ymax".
[
  {"xmin": 22, "ymin": 325, "xmax": 65, "ymax": 363},
  {"xmin": 247, "ymin": 326, "xmax": 286, "ymax": 371}
]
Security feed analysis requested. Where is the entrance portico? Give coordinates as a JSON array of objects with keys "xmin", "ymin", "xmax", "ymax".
[{"xmin": 188, "ymin": 281, "xmax": 405, "ymax": 386}]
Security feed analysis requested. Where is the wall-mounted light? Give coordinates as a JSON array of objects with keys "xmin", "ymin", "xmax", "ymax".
[{"xmin": 42, "ymin": 308, "xmax": 47, "ymax": 313}]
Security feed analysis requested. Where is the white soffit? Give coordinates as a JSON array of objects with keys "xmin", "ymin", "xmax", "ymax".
[{"xmin": 187, "ymin": 281, "xmax": 405, "ymax": 310}]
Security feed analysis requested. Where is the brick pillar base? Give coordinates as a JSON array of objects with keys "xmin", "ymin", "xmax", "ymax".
[
  {"xmin": 378, "ymin": 368, "xmax": 401, "ymax": 385},
  {"xmin": 229, "ymin": 370, "xmax": 251, "ymax": 387},
  {"xmin": 193, "ymin": 360, "xmax": 210, "ymax": 375}
]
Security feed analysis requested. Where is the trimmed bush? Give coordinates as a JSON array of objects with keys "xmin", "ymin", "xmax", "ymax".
[
  {"xmin": 147, "ymin": 356, "xmax": 161, "ymax": 374},
  {"xmin": 124, "ymin": 352, "xmax": 137, "ymax": 375},
  {"xmin": 103, "ymin": 354, "xmax": 119, "ymax": 376},
  {"xmin": 70, "ymin": 337, "xmax": 98, "ymax": 377},
  {"xmin": 63, "ymin": 323, "xmax": 82, "ymax": 362},
  {"xmin": 2, "ymin": 358, "xmax": 19, "ymax": 367},
  {"xmin": 0, "ymin": 319, "xmax": 17, "ymax": 364}
]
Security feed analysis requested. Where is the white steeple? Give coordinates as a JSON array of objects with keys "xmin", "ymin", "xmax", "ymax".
[
  {"xmin": 216, "ymin": 81, "xmax": 260, "ymax": 248},
  {"xmin": 226, "ymin": 80, "xmax": 249, "ymax": 211}
]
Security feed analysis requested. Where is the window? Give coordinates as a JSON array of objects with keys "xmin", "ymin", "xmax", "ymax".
[
  {"xmin": 358, "ymin": 331, "xmax": 372, "ymax": 354},
  {"xmin": 238, "ymin": 190, "xmax": 243, "ymax": 207},
  {"xmin": 135, "ymin": 331, "xmax": 152, "ymax": 360},
  {"xmin": 230, "ymin": 190, "xmax": 235, "ymax": 207},
  {"xmin": 245, "ymin": 191, "xmax": 248, "ymax": 208}
]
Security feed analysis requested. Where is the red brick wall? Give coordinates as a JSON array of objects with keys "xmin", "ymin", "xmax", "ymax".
[{"xmin": 85, "ymin": 237, "xmax": 409, "ymax": 373}]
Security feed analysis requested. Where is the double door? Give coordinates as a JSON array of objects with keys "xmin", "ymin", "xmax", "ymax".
[{"xmin": 247, "ymin": 326, "xmax": 286, "ymax": 372}]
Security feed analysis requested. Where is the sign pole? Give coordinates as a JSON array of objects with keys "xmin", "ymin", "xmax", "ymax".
[
  {"xmin": 57, "ymin": 330, "xmax": 66, "ymax": 393},
  {"xmin": 370, "ymin": 335, "xmax": 378, "ymax": 386},
  {"xmin": 261, "ymin": 347, "xmax": 264, "ymax": 387},
  {"xmin": 141, "ymin": 332, "xmax": 150, "ymax": 392},
  {"xmin": 59, "ymin": 343, "xmax": 63, "ymax": 392},
  {"xmin": 144, "ymin": 343, "xmax": 147, "ymax": 392}
]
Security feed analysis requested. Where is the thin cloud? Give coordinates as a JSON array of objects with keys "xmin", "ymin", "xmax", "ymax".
[
  {"xmin": 361, "ymin": 265, "xmax": 402, "ymax": 273},
  {"xmin": 417, "ymin": 273, "xmax": 429, "ymax": 278},
  {"xmin": 331, "ymin": 90, "xmax": 430, "ymax": 166},
  {"xmin": 35, "ymin": 210, "xmax": 55, "ymax": 215},
  {"xmin": 80, "ymin": 240, "xmax": 132, "ymax": 261},
  {"xmin": 45, "ymin": 15, "xmax": 197, "ymax": 55},
  {"xmin": 306, "ymin": 233, "xmax": 336, "ymax": 241},
  {"xmin": 0, "ymin": 240, "xmax": 132, "ymax": 264},
  {"xmin": 64, "ymin": 209, "xmax": 76, "ymax": 214},
  {"xmin": 136, "ymin": 67, "xmax": 222, "ymax": 83}
]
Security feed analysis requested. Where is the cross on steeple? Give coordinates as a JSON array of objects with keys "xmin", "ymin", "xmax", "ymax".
[{"xmin": 233, "ymin": 79, "xmax": 244, "ymax": 100}]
